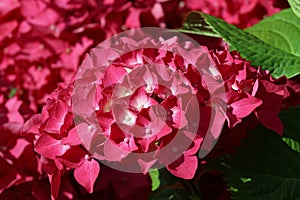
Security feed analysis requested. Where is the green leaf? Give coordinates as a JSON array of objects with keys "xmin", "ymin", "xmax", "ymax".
[
  {"xmin": 148, "ymin": 168, "xmax": 191, "ymax": 200},
  {"xmin": 219, "ymin": 126, "xmax": 300, "ymax": 200},
  {"xmin": 149, "ymin": 169, "xmax": 160, "ymax": 191},
  {"xmin": 182, "ymin": 11, "xmax": 300, "ymax": 78},
  {"xmin": 179, "ymin": 12, "xmax": 221, "ymax": 38},
  {"xmin": 240, "ymin": 177, "xmax": 252, "ymax": 183},
  {"xmin": 288, "ymin": 0, "xmax": 300, "ymax": 18},
  {"xmin": 282, "ymin": 137, "xmax": 300, "ymax": 153},
  {"xmin": 280, "ymin": 106, "xmax": 300, "ymax": 143},
  {"xmin": 246, "ymin": 9, "xmax": 300, "ymax": 57},
  {"xmin": 9, "ymin": 88, "xmax": 16, "ymax": 98},
  {"xmin": 279, "ymin": 106, "xmax": 300, "ymax": 154}
]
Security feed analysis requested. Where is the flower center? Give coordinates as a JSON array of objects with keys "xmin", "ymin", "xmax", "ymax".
[{"xmin": 122, "ymin": 110, "xmax": 137, "ymax": 126}]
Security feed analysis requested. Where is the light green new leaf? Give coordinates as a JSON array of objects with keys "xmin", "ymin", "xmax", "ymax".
[
  {"xmin": 219, "ymin": 127, "xmax": 300, "ymax": 200},
  {"xmin": 288, "ymin": 0, "xmax": 300, "ymax": 18},
  {"xmin": 182, "ymin": 11, "xmax": 300, "ymax": 78},
  {"xmin": 149, "ymin": 169, "xmax": 160, "ymax": 191}
]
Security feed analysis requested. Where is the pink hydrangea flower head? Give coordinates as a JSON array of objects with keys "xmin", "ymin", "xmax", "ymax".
[{"xmin": 72, "ymin": 27, "xmax": 226, "ymax": 179}]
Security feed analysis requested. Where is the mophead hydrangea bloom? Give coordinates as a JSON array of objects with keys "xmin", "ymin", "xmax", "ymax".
[{"xmin": 72, "ymin": 29, "xmax": 226, "ymax": 179}]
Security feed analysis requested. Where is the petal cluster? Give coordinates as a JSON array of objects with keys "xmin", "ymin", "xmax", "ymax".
[
  {"xmin": 206, "ymin": 51, "xmax": 300, "ymax": 159},
  {"xmin": 72, "ymin": 36, "xmax": 222, "ymax": 179},
  {"xmin": 210, "ymin": 48, "xmax": 300, "ymax": 135}
]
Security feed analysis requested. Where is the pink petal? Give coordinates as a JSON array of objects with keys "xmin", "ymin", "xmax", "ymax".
[
  {"xmin": 231, "ymin": 95, "xmax": 262, "ymax": 118},
  {"xmin": 125, "ymin": 8, "xmax": 142, "ymax": 28},
  {"xmin": 5, "ymin": 96, "xmax": 24, "ymax": 124},
  {"xmin": 255, "ymin": 110, "xmax": 284, "ymax": 135},
  {"xmin": 166, "ymin": 154, "xmax": 198, "ymax": 179},
  {"xmin": 137, "ymin": 159, "xmax": 157, "ymax": 175},
  {"xmin": 136, "ymin": 135, "xmax": 157, "ymax": 152},
  {"xmin": 3, "ymin": 122, "xmax": 23, "ymax": 134},
  {"xmin": 26, "ymin": 66, "xmax": 51, "ymax": 90},
  {"xmin": 0, "ymin": 0, "xmax": 20, "ymax": 17},
  {"xmin": 19, "ymin": 41, "xmax": 52, "ymax": 61},
  {"xmin": 56, "ymin": 147, "xmax": 86, "ymax": 169},
  {"xmin": 103, "ymin": 65, "xmax": 127, "ymax": 87},
  {"xmin": 75, "ymin": 123, "xmax": 97, "ymax": 151},
  {"xmin": 61, "ymin": 126, "xmax": 82, "ymax": 146},
  {"xmin": 27, "ymin": 8, "xmax": 59, "ymax": 27},
  {"xmin": 20, "ymin": 0, "xmax": 46, "ymax": 17},
  {"xmin": 60, "ymin": 37, "xmax": 93, "ymax": 72},
  {"xmin": 120, "ymin": 134, "xmax": 139, "ymax": 152},
  {"xmin": 186, "ymin": 136, "xmax": 203, "ymax": 156},
  {"xmin": 48, "ymin": 170, "xmax": 61, "ymax": 200},
  {"xmin": 97, "ymin": 112, "xmax": 115, "ymax": 131},
  {"xmin": 113, "ymin": 104, "xmax": 137, "ymax": 128},
  {"xmin": 0, "ymin": 20, "xmax": 18, "ymax": 42},
  {"xmin": 146, "ymin": 107, "xmax": 172, "ymax": 140},
  {"xmin": 252, "ymin": 79, "xmax": 259, "ymax": 96},
  {"xmin": 35, "ymin": 134, "xmax": 69, "ymax": 159},
  {"xmin": 19, "ymin": 21, "xmax": 31, "ymax": 33},
  {"xmin": 74, "ymin": 159, "xmax": 100, "ymax": 193},
  {"xmin": 22, "ymin": 114, "xmax": 42, "ymax": 134},
  {"xmin": 43, "ymin": 100, "xmax": 69, "ymax": 134},
  {"xmin": 103, "ymin": 139, "xmax": 129, "ymax": 162},
  {"xmin": 210, "ymin": 109, "xmax": 226, "ymax": 139},
  {"xmin": 225, "ymin": 111, "xmax": 241, "ymax": 128},
  {"xmin": 129, "ymin": 87, "xmax": 151, "ymax": 111},
  {"xmin": 40, "ymin": 156, "xmax": 57, "ymax": 175},
  {"xmin": 198, "ymin": 109, "xmax": 226, "ymax": 157},
  {"xmin": 9, "ymin": 138, "xmax": 29, "ymax": 159}
]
